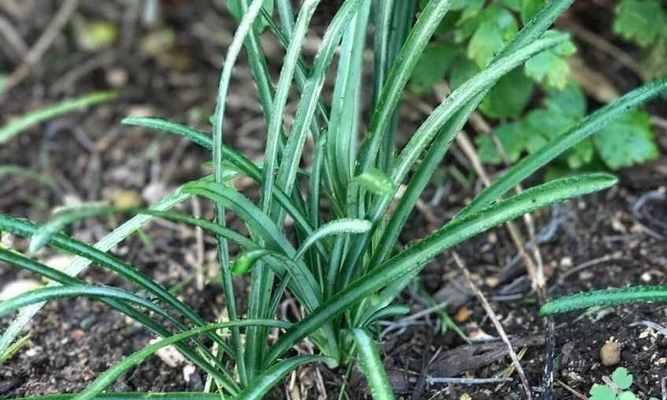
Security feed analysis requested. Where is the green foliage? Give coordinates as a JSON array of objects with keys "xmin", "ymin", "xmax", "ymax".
[
  {"xmin": 227, "ymin": 0, "xmax": 274, "ymax": 31},
  {"xmin": 1, "ymin": 0, "xmax": 666, "ymax": 399},
  {"xmin": 0, "ymin": 92, "xmax": 116, "ymax": 144},
  {"xmin": 523, "ymin": 31, "xmax": 576, "ymax": 89},
  {"xmin": 478, "ymin": 83, "xmax": 659, "ymax": 171},
  {"xmin": 410, "ymin": 0, "xmax": 663, "ymax": 175},
  {"xmin": 540, "ymin": 286, "xmax": 667, "ymax": 315},
  {"xmin": 593, "ymin": 110, "xmax": 659, "ymax": 169},
  {"xmin": 613, "ymin": 0, "xmax": 665, "ymax": 47},
  {"xmin": 589, "ymin": 367, "xmax": 641, "ymax": 400},
  {"xmin": 467, "ymin": 5, "xmax": 518, "ymax": 67}
]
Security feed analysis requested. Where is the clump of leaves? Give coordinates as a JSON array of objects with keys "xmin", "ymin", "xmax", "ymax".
[
  {"xmin": 477, "ymin": 83, "xmax": 659, "ymax": 172},
  {"xmin": 0, "ymin": 1, "xmax": 665, "ymax": 399},
  {"xmin": 411, "ymin": 0, "xmax": 664, "ymax": 176}
]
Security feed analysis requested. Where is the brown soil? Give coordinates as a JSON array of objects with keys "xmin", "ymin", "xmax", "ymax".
[{"xmin": 1, "ymin": 1, "xmax": 666, "ymax": 399}]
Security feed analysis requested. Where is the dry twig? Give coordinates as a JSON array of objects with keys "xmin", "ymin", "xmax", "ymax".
[
  {"xmin": 2, "ymin": 0, "xmax": 79, "ymax": 95},
  {"xmin": 452, "ymin": 252, "xmax": 533, "ymax": 400}
]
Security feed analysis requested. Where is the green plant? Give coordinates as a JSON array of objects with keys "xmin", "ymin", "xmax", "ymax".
[
  {"xmin": 587, "ymin": 367, "xmax": 652, "ymax": 400},
  {"xmin": 0, "ymin": 1, "xmax": 666, "ymax": 399},
  {"xmin": 0, "ymin": 91, "xmax": 116, "ymax": 144},
  {"xmin": 410, "ymin": 0, "xmax": 664, "ymax": 176}
]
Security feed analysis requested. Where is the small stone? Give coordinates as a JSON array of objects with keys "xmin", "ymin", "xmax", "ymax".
[
  {"xmin": 111, "ymin": 190, "xmax": 143, "ymax": 209},
  {"xmin": 485, "ymin": 276, "xmax": 500, "ymax": 288},
  {"xmin": 560, "ymin": 257, "xmax": 573, "ymax": 268},
  {"xmin": 0, "ymin": 279, "xmax": 42, "ymax": 300},
  {"xmin": 44, "ymin": 254, "xmax": 75, "ymax": 271},
  {"xmin": 454, "ymin": 306, "xmax": 473, "ymax": 323},
  {"xmin": 151, "ymin": 338, "xmax": 186, "ymax": 367},
  {"xmin": 142, "ymin": 182, "xmax": 166, "ymax": 204},
  {"xmin": 641, "ymin": 272, "xmax": 652, "ymax": 283},
  {"xmin": 106, "ymin": 68, "xmax": 128, "ymax": 88},
  {"xmin": 70, "ymin": 329, "xmax": 85, "ymax": 341},
  {"xmin": 600, "ymin": 339, "xmax": 621, "ymax": 366}
]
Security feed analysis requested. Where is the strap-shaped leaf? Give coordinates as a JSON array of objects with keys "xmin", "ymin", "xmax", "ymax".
[
  {"xmin": 183, "ymin": 182, "xmax": 295, "ymax": 254},
  {"xmin": 29, "ymin": 206, "xmax": 257, "ymax": 254},
  {"xmin": 0, "ymin": 249, "xmax": 233, "ymax": 386},
  {"xmin": 294, "ymin": 218, "xmax": 371, "ymax": 260},
  {"xmin": 276, "ymin": 0, "xmax": 362, "ymax": 203},
  {"xmin": 0, "ymin": 180, "xmax": 192, "ymax": 361},
  {"xmin": 389, "ymin": 34, "xmax": 568, "ymax": 193},
  {"xmin": 357, "ymin": 0, "xmax": 453, "ymax": 173},
  {"xmin": 540, "ymin": 285, "xmax": 667, "ymax": 316},
  {"xmin": 350, "ymin": 0, "xmax": 578, "ymax": 270},
  {"xmin": 122, "ymin": 117, "xmax": 214, "ymax": 151},
  {"xmin": 0, "ymin": 92, "xmax": 116, "ymax": 144},
  {"xmin": 325, "ymin": 0, "xmax": 372, "ymax": 202},
  {"xmin": 73, "ymin": 321, "xmax": 291, "ymax": 400},
  {"xmin": 0, "ymin": 214, "xmax": 227, "ymax": 352},
  {"xmin": 237, "ymin": 355, "xmax": 332, "ymax": 400},
  {"xmin": 343, "ymin": 31, "xmax": 571, "ymax": 281},
  {"xmin": 260, "ymin": 0, "xmax": 322, "ymax": 213},
  {"xmin": 352, "ymin": 328, "xmax": 395, "ymax": 400},
  {"xmin": 0, "ymin": 285, "xmax": 170, "ymax": 320},
  {"xmin": 459, "ymin": 78, "xmax": 667, "ymax": 218},
  {"xmin": 266, "ymin": 173, "xmax": 617, "ymax": 363},
  {"xmin": 374, "ymin": 0, "xmax": 416, "ymax": 171}
]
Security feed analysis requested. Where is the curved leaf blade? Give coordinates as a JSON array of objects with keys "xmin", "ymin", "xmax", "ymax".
[
  {"xmin": 352, "ymin": 328, "xmax": 395, "ymax": 400},
  {"xmin": 0, "ymin": 92, "xmax": 116, "ymax": 144},
  {"xmin": 294, "ymin": 218, "xmax": 371, "ymax": 260},
  {"xmin": 267, "ymin": 173, "xmax": 617, "ymax": 362},
  {"xmin": 237, "ymin": 355, "xmax": 332, "ymax": 400},
  {"xmin": 540, "ymin": 285, "xmax": 667, "ymax": 316},
  {"xmin": 74, "ymin": 320, "xmax": 291, "ymax": 400}
]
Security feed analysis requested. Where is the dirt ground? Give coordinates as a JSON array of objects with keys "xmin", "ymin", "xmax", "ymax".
[{"xmin": 1, "ymin": 1, "xmax": 666, "ymax": 399}]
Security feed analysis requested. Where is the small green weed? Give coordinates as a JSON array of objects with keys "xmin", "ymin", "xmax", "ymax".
[
  {"xmin": 588, "ymin": 367, "xmax": 658, "ymax": 400},
  {"xmin": 411, "ymin": 0, "xmax": 665, "ymax": 175}
]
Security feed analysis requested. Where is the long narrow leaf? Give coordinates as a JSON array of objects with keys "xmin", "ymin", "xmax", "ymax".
[
  {"xmin": 357, "ymin": 0, "xmax": 452, "ymax": 173},
  {"xmin": 237, "ymin": 355, "xmax": 332, "ymax": 400},
  {"xmin": 0, "ymin": 285, "xmax": 171, "ymax": 319},
  {"xmin": 540, "ymin": 286, "xmax": 667, "ymax": 316},
  {"xmin": 0, "ymin": 92, "xmax": 116, "ymax": 144},
  {"xmin": 122, "ymin": 117, "xmax": 213, "ymax": 151},
  {"xmin": 342, "ymin": 32, "xmax": 570, "ymax": 279},
  {"xmin": 266, "ymin": 173, "xmax": 617, "ymax": 362},
  {"xmin": 72, "ymin": 320, "xmax": 291, "ymax": 400},
  {"xmin": 459, "ymin": 78, "xmax": 667, "ymax": 218},
  {"xmin": 260, "ymin": 0, "xmax": 322, "ymax": 213},
  {"xmin": 352, "ymin": 328, "xmax": 395, "ymax": 400},
  {"xmin": 0, "ymin": 183, "xmax": 193, "ymax": 357},
  {"xmin": 275, "ymin": 0, "xmax": 362, "ymax": 205},
  {"xmin": 0, "ymin": 214, "xmax": 228, "ymax": 352},
  {"xmin": 325, "ymin": 0, "xmax": 372, "ymax": 203},
  {"xmin": 211, "ymin": 1, "xmax": 268, "ymax": 383},
  {"xmin": 0, "ymin": 249, "xmax": 236, "ymax": 388},
  {"xmin": 294, "ymin": 218, "xmax": 371, "ymax": 260}
]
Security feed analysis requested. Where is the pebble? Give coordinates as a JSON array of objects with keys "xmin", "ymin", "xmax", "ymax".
[
  {"xmin": 150, "ymin": 339, "xmax": 186, "ymax": 367},
  {"xmin": 600, "ymin": 339, "xmax": 621, "ymax": 366},
  {"xmin": 0, "ymin": 279, "xmax": 42, "ymax": 300},
  {"xmin": 106, "ymin": 68, "xmax": 128, "ymax": 88}
]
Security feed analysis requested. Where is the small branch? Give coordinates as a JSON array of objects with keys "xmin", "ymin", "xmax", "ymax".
[
  {"xmin": 426, "ymin": 376, "xmax": 513, "ymax": 385},
  {"xmin": 556, "ymin": 380, "xmax": 587, "ymax": 400},
  {"xmin": 453, "ymin": 253, "xmax": 533, "ymax": 400},
  {"xmin": 2, "ymin": 0, "xmax": 79, "ymax": 94}
]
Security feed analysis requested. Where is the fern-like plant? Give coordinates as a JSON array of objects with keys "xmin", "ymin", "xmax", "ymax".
[{"xmin": 1, "ymin": 0, "xmax": 666, "ymax": 399}]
